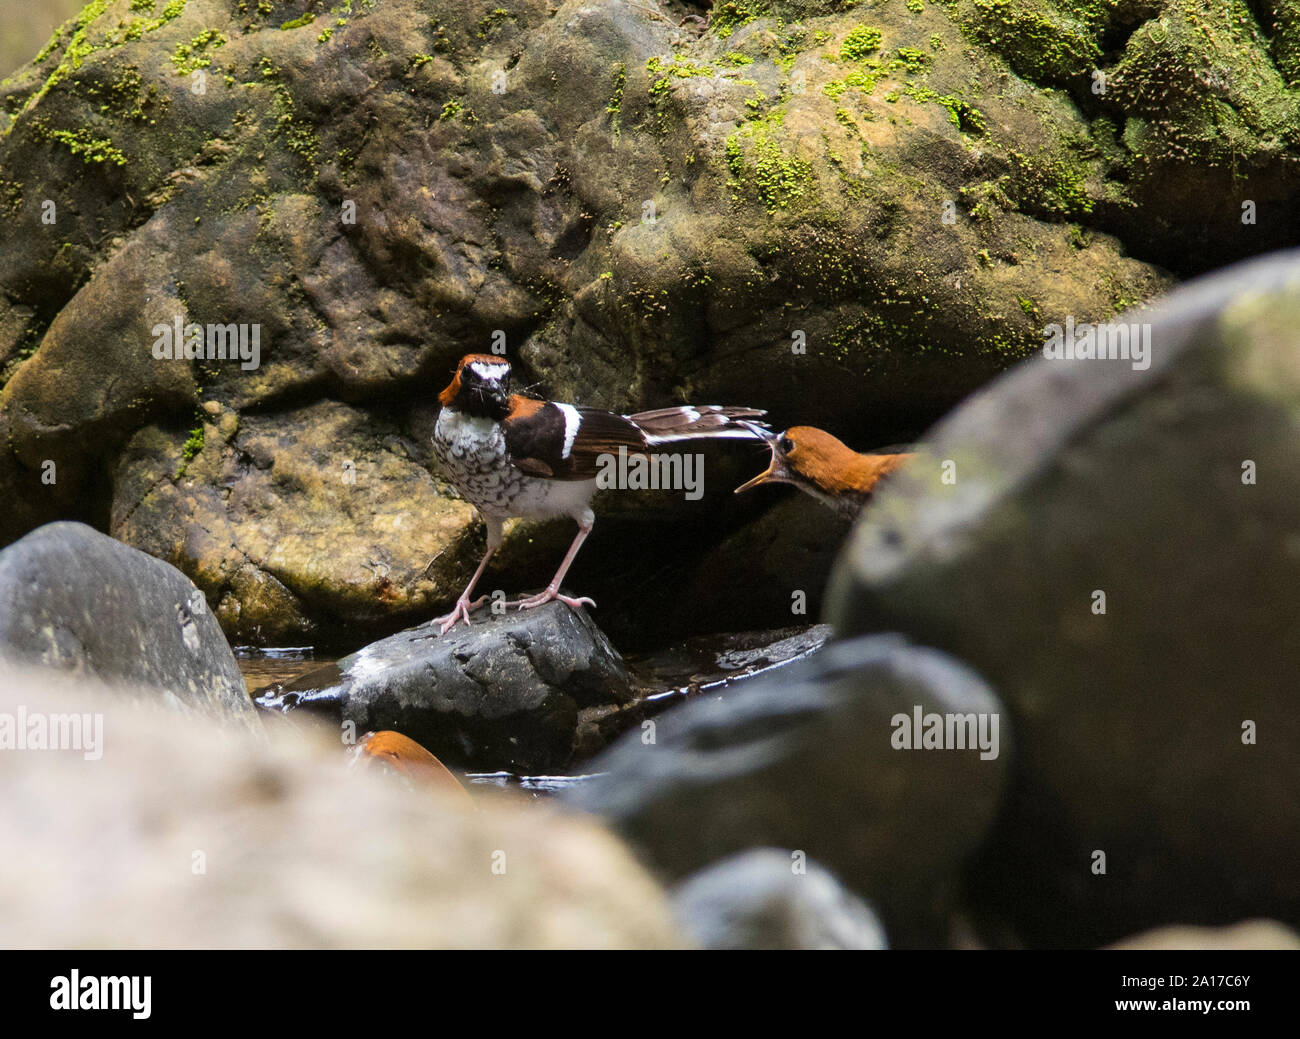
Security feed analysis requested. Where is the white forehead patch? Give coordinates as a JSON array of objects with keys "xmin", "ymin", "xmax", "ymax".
[
  {"xmin": 557, "ymin": 403, "xmax": 581, "ymax": 459},
  {"xmin": 468, "ymin": 361, "xmax": 508, "ymax": 383}
]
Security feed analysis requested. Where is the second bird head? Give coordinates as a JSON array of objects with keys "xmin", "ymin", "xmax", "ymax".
[{"xmin": 735, "ymin": 423, "xmax": 827, "ymax": 495}]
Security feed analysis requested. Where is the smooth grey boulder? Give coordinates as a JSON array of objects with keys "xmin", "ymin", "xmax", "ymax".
[
  {"xmin": 565, "ymin": 634, "xmax": 1008, "ymax": 943},
  {"xmin": 256, "ymin": 600, "xmax": 632, "ymax": 774},
  {"xmin": 673, "ymin": 849, "xmax": 888, "ymax": 950},
  {"xmin": 827, "ymin": 248, "xmax": 1300, "ymax": 946},
  {"xmin": 0, "ymin": 521, "xmax": 259, "ymax": 734}
]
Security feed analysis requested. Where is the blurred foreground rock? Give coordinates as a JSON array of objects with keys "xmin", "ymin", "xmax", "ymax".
[
  {"xmin": 1107, "ymin": 920, "xmax": 1300, "ymax": 951},
  {"xmin": 828, "ymin": 248, "xmax": 1300, "ymax": 946},
  {"xmin": 566, "ymin": 634, "xmax": 1008, "ymax": 944},
  {"xmin": 0, "ymin": 663, "xmax": 681, "ymax": 949},
  {"xmin": 673, "ymin": 848, "xmax": 888, "ymax": 951}
]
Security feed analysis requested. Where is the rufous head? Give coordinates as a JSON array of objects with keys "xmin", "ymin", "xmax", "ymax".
[{"xmin": 734, "ymin": 424, "xmax": 854, "ymax": 494}]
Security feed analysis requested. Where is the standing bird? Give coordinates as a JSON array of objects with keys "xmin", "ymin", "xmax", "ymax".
[
  {"xmin": 430, "ymin": 354, "xmax": 766, "ymax": 633},
  {"xmin": 734, "ymin": 424, "xmax": 915, "ymax": 520}
]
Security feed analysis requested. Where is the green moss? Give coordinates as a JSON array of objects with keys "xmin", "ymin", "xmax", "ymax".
[
  {"xmin": 906, "ymin": 85, "xmax": 987, "ymax": 133},
  {"xmin": 171, "ymin": 29, "xmax": 227, "ymax": 75},
  {"xmin": 1269, "ymin": 1, "xmax": 1300, "ymax": 86},
  {"xmin": 438, "ymin": 97, "xmax": 463, "ymax": 120},
  {"xmin": 646, "ymin": 55, "xmax": 717, "ymax": 130},
  {"xmin": 712, "ymin": 1, "xmax": 763, "ymax": 40},
  {"xmin": 410, "ymin": 53, "xmax": 434, "ymax": 69},
  {"xmin": 647, "ymin": 55, "xmax": 716, "ymax": 94},
  {"xmin": 840, "ymin": 25, "xmax": 883, "ymax": 61},
  {"xmin": 0, "ymin": 177, "xmax": 21, "ymax": 212},
  {"xmin": 10, "ymin": 0, "xmax": 191, "ymax": 135},
  {"xmin": 40, "ymin": 124, "xmax": 128, "ymax": 165},
  {"xmin": 822, "ymin": 65, "xmax": 882, "ymax": 100},
  {"xmin": 606, "ymin": 62, "xmax": 626, "ymax": 113},
  {"xmin": 725, "ymin": 111, "xmax": 812, "ymax": 212},
  {"xmin": 317, "ymin": 19, "xmax": 345, "ymax": 43},
  {"xmin": 36, "ymin": 0, "xmax": 113, "ymax": 86},
  {"xmin": 260, "ymin": 62, "xmax": 320, "ymax": 164},
  {"xmin": 1106, "ymin": 0, "xmax": 1300, "ymax": 173},
  {"xmin": 958, "ymin": 0, "xmax": 1102, "ymax": 85},
  {"xmin": 476, "ymin": 8, "xmax": 516, "ymax": 39},
  {"xmin": 606, "ymin": 62, "xmax": 626, "ymax": 133},
  {"xmin": 719, "ymin": 52, "xmax": 754, "ymax": 67},
  {"xmin": 894, "ymin": 47, "xmax": 930, "ymax": 73},
  {"xmin": 1007, "ymin": 146, "xmax": 1094, "ymax": 219},
  {"xmin": 86, "ymin": 66, "xmax": 168, "ymax": 123},
  {"xmin": 907, "ymin": 0, "xmax": 925, "ymax": 10},
  {"xmin": 428, "ymin": 19, "xmax": 452, "ymax": 53},
  {"xmin": 184, "ymin": 424, "xmax": 204, "ymax": 460},
  {"xmin": 280, "ymin": 12, "xmax": 316, "ymax": 29},
  {"xmin": 33, "ymin": 23, "xmax": 69, "ymax": 67},
  {"xmin": 960, "ymin": 178, "xmax": 1013, "ymax": 221}
]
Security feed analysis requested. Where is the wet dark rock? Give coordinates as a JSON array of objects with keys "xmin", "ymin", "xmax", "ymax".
[
  {"xmin": 627, "ymin": 622, "xmax": 833, "ymax": 699},
  {"xmin": 566, "ymin": 634, "xmax": 1008, "ymax": 944},
  {"xmin": 572, "ymin": 621, "xmax": 835, "ymax": 758},
  {"xmin": 673, "ymin": 848, "xmax": 888, "ymax": 950},
  {"xmin": 256, "ymin": 600, "xmax": 632, "ymax": 774},
  {"xmin": 662, "ymin": 494, "xmax": 853, "ymax": 638},
  {"xmin": 0, "ymin": 520, "xmax": 259, "ymax": 735},
  {"xmin": 827, "ymin": 249, "xmax": 1300, "ymax": 947}
]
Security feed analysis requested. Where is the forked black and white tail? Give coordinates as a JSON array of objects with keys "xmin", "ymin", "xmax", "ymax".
[{"xmin": 628, "ymin": 405, "xmax": 769, "ymax": 446}]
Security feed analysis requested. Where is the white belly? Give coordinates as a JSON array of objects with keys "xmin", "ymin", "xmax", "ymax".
[{"xmin": 432, "ymin": 409, "xmax": 595, "ymax": 521}]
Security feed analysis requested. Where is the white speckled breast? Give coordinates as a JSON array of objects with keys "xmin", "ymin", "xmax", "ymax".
[{"xmin": 432, "ymin": 409, "xmax": 595, "ymax": 521}]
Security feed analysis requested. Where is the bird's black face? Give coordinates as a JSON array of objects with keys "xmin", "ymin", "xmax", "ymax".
[{"xmin": 447, "ymin": 356, "xmax": 511, "ymax": 418}]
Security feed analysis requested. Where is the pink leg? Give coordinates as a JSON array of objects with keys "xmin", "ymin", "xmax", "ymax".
[
  {"xmin": 430, "ymin": 547, "xmax": 495, "ymax": 634},
  {"xmin": 510, "ymin": 519, "xmax": 596, "ymax": 612}
]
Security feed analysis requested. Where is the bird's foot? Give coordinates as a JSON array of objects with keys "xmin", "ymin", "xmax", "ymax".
[
  {"xmin": 509, "ymin": 588, "xmax": 596, "ymax": 612},
  {"xmin": 429, "ymin": 594, "xmax": 488, "ymax": 635}
]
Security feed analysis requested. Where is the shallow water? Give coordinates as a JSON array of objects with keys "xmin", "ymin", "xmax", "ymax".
[{"xmin": 234, "ymin": 646, "xmax": 335, "ymax": 695}]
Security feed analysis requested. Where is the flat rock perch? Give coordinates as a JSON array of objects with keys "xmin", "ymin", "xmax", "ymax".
[{"xmin": 257, "ymin": 601, "xmax": 632, "ymax": 773}]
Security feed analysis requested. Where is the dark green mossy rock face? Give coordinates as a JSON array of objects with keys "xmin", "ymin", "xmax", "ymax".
[{"xmin": 0, "ymin": 0, "xmax": 1293, "ymax": 640}]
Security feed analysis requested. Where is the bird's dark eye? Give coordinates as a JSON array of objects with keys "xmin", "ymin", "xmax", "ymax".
[{"xmin": 779, "ymin": 436, "xmax": 794, "ymax": 453}]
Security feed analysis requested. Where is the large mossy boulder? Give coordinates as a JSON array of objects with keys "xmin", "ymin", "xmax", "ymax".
[{"xmin": 4, "ymin": 0, "xmax": 1296, "ymax": 640}]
